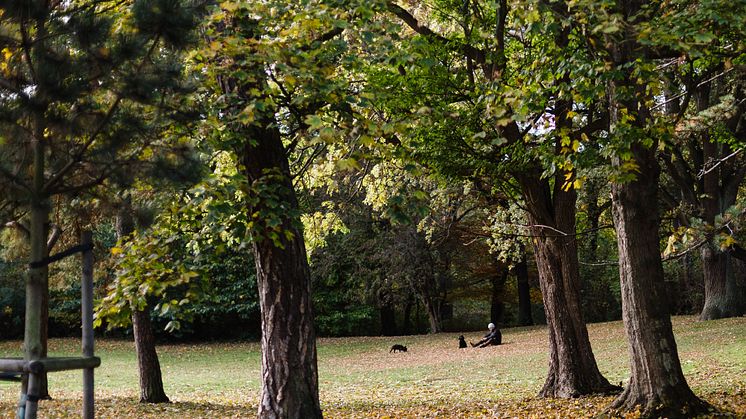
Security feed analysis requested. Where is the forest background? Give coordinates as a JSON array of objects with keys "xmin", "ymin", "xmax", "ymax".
[{"xmin": 1, "ymin": 0, "xmax": 745, "ymax": 416}]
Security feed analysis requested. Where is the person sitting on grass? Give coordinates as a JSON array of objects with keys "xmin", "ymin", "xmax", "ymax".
[{"xmin": 470, "ymin": 322, "xmax": 502, "ymax": 347}]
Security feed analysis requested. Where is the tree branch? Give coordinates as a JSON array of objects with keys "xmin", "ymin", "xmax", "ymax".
[
  {"xmin": 387, "ymin": 2, "xmax": 487, "ymax": 68},
  {"xmin": 47, "ymin": 224, "xmax": 63, "ymax": 252},
  {"xmin": 43, "ymin": 35, "xmax": 162, "ymax": 194},
  {"xmin": 4, "ymin": 221, "xmax": 30, "ymax": 238}
]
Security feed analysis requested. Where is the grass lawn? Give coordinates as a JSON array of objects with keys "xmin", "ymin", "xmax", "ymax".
[{"xmin": 1, "ymin": 316, "xmax": 744, "ymax": 418}]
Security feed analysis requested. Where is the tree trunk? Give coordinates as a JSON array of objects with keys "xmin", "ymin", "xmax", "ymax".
[
  {"xmin": 24, "ymin": 201, "xmax": 49, "ymax": 400},
  {"xmin": 24, "ymin": 121, "xmax": 51, "ymax": 400},
  {"xmin": 698, "ymin": 130, "xmax": 745, "ymax": 319},
  {"xmin": 422, "ymin": 296, "xmax": 442, "ymax": 334},
  {"xmin": 519, "ymin": 174, "xmax": 616, "ymax": 398},
  {"xmin": 401, "ymin": 294, "xmax": 414, "ymax": 335},
  {"xmin": 603, "ymin": 1, "xmax": 711, "ymax": 413},
  {"xmin": 116, "ymin": 199, "xmax": 169, "ymax": 404},
  {"xmin": 680, "ymin": 253, "xmax": 693, "ymax": 314},
  {"xmin": 132, "ymin": 309, "xmax": 169, "ymax": 403},
  {"xmin": 514, "ymin": 259, "xmax": 533, "ymax": 326},
  {"xmin": 609, "ymin": 145, "xmax": 710, "ymax": 417},
  {"xmin": 241, "ymin": 124, "xmax": 321, "ymax": 418},
  {"xmin": 699, "ymin": 248, "xmax": 743, "ymax": 319},
  {"xmin": 379, "ymin": 298, "xmax": 397, "ymax": 336},
  {"xmin": 490, "ymin": 268, "xmax": 507, "ymax": 325}
]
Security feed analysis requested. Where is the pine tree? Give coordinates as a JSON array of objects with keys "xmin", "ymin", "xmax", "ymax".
[{"xmin": 0, "ymin": 0, "xmax": 198, "ymax": 399}]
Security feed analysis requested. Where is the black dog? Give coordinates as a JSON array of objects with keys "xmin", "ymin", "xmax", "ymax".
[
  {"xmin": 390, "ymin": 344, "xmax": 407, "ymax": 353},
  {"xmin": 458, "ymin": 335, "xmax": 467, "ymax": 349}
]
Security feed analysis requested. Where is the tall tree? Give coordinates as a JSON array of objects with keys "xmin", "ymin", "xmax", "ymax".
[
  {"xmin": 197, "ymin": 0, "xmax": 366, "ymax": 414},
  {"xmin": 0, "ymin": 0, "xmax": 197, "ymax": 399},
  {"xmin": 565, "ymin": 0, "xmax": 745, "ymax": 414},
  {"xmin": 660, "ymin": 69, "xmax": 746, "ymax": 320},
  {"xmin": 377, "ymin": 0, "xmax": 617, "ymax": 397}
]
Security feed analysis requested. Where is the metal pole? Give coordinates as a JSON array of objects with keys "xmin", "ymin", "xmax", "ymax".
[
  {"xmin": 16, "ymin": 391, "xmax": 26, "ymax": 419},
  {"xmin": 81, "ymin": 231, "xmax": 95, "ymax": 419}
]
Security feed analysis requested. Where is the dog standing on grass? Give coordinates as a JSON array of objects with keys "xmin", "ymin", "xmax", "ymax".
[{"xmin": 390, "ymin": 344, "xmax": 407, "ymax": 353}]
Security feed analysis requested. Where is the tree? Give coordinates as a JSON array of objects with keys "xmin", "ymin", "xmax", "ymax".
[
  {"xmin": 660, "ymin": 67, "xmax": 746, "ymax": 320},
  {"xmin": 374, "ymin": 0, "xmax": 617, "ymax": 397},
  {"xmin": 566, "ymin": 0, "xmax": 745, "ymax": 414},
  {"xmin": 115, "ymin": 197, "xmax": 169, "ymax": 403},
  {"xmin": 196, "ymin": 1, "xmax": 362, "ymax": 415},
  {"xmin": 0, "ymin": 0, "xmax": 197, "ymax": 399}
]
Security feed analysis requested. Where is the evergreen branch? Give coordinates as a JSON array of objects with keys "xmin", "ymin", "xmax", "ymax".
[
  {"xmin": 19, "ymin": 22, "xmax": 39, "ymax": 85},
  {"xmin": 46, "ymin": 224, "xmax": 62, "ymax": 251},
  {"xmin": 0, "ymin": 164, "xmax": 31, "ymax": 193},
  {"xmin": 0, "ymin": 77, "xmax": 30, "ymax": 99},
  {"xmin": 43, "ymin": 35, "xmax": 162, "ymax": 194}
]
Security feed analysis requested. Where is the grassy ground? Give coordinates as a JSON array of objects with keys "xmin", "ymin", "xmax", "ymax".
[{"xmin": 0, "ymin": 316, "xmax": 744, "ymax": 418}]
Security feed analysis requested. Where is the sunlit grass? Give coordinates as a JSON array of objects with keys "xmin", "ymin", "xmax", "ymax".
[{"xmin": 1, "ymin": 316, "xmax": 744, "ymax": 417}]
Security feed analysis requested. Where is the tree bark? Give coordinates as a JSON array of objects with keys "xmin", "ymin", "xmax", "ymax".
[
  {"xmin": 662, "ymin": 68, "xmax": 746, "ymax": 320},
  {"xmin": 116, "ymin": 199, "xmax": 169, "ymax": 404},
  {"xmin": 519, "ymin": 174, "xmax": 617, "ymax": 398},
  {"xmin": 24, "ymin": 114, "xmax": 51, "ymax": 400},
  {"xmin": 514, "ymin": 259, "xmax": 533, "ymax": 326},
  {"xmin": 24, "ymin": 201, "xmax": 49, "ymax": 400},
  {"xmin": 609, "ymin": 144, "xmax": 710, "ymax": 417},
  {"xmin": 699, "ymin": 248, "xmax": 742, "ymax": 319},
  {"xmin": 603, "ymin": 0, "xmax": 712, "ymax": 414},
  {"xmin": 241, "ymin": 124, "xmax": 321, "ymax": 419},
  {"xmin": 212, "ymin": 16, "xmax": 322, "ymax": 413},
  {"xmin": 132, "ymin": 309, "xmax": 169, "ymax": 403},
  {"xmin": 422, "ymin": 296, "xmax": 443, "ymax": 334},
  {"xmin": 697, "ymin": 130, "xmax": 745, "ymax": 319}
]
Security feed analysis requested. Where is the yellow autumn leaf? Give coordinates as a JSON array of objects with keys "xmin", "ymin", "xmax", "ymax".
[{"xmin": 220, "ymin": 1, "xmax": 239, "ymax": 12}]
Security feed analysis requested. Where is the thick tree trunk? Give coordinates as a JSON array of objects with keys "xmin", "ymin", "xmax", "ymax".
[
  {"xmin": 242, "ymin": 125, "xmax": 321, "ymax": 419},
  {"xmin": 519, "ymin": 175, "xmax": 616, "ymax": 398},
  {"xmin": 698, "ymin": 132, "xmax": 745, "ymax": 320},
  {"xmin": 609, "ymin": 145, "xmax": 710, "ymax": 417},
  {"xmin": 699, "ymin": 248, "xmax": 743, "ymax": 319},
  {"xmin": 514, "ymin": 259, "xmax": 533, "ymax": 326},
  {"xmin": 116, "ymin": 199, "xmax": 169, "ymax": 404},
  {"xmin": 604, "ymin": 1, "xmax": 711, "ymax": 413},
  {"xmin": 132, "ymin": 309, "xmax": 169, "ymax": 403}
]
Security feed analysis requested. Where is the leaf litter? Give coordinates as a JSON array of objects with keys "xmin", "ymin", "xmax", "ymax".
[{"xmin": 0, "ymin": 316, "xmax": 744, "ymax": 417}]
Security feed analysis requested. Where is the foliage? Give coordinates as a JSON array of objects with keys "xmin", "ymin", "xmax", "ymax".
[
  {"xmin": 96, "ymin": 156, "xmax": 255, "ymax": 333},
  {"xmin": 0, "ymin": 0, "xmax": 200, "ymax": 204}
]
